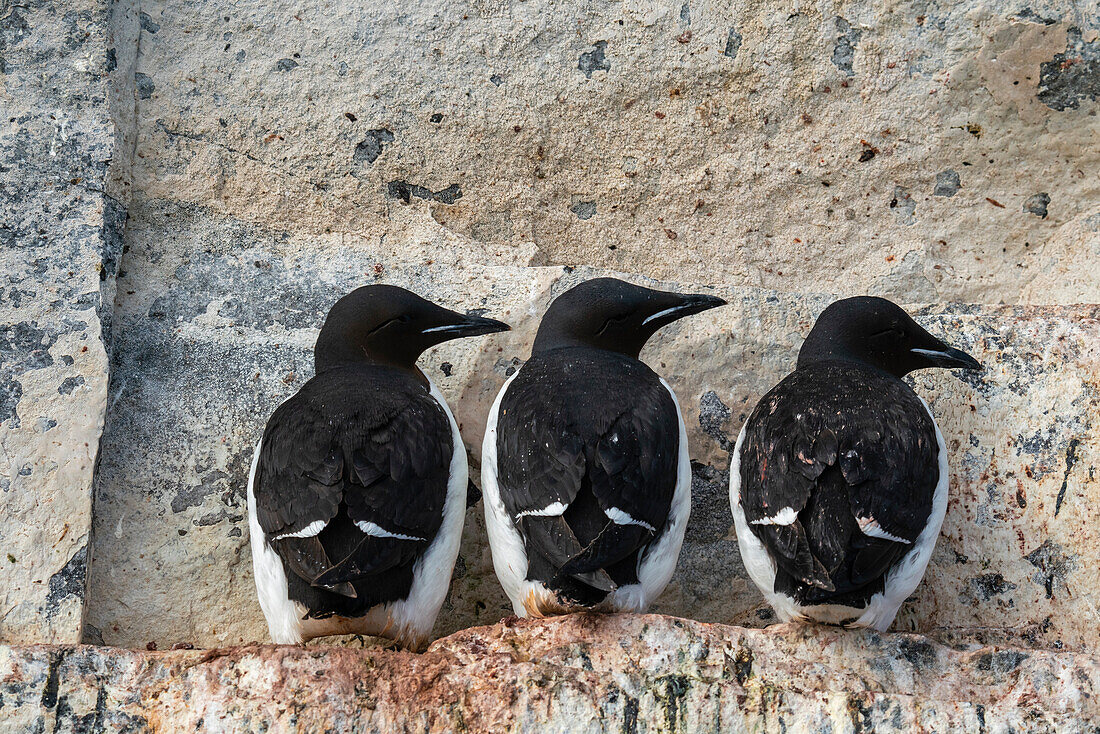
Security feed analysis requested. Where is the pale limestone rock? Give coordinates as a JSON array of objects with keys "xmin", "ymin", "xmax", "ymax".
[
  {"xmin": 0, "ymin": 0, "xmax": 118, "ymax": 644},
  {"xmin": 86, "ymin": 253, "xmax": 1099, "ymax": 653},
  {"xmin": 1, "ymin": 616, "xmax": 1097, "ymax": 731},
  {"xmin": 83, "ymin": 0, "xmax": 1099, "ymax": 652},
  {"xmin": 119, "ymin": 0, "xmax": 1099, "ymax": 305}
]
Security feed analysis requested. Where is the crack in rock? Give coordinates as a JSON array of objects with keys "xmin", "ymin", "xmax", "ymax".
[{"xmin": 386, "ymin": 180, "xmax": 462, "ymax": 205}]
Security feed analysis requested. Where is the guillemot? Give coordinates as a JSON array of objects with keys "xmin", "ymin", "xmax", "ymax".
[
  {"xmin": 247, "ymin": 284, "xmax": 508, "ymax": 649},
  {"xmin": 730, "ymin": 296, "xmax": 981, "ymax": 631},
  {"xmin": 482, "ymin": 277, "xmax": 725, "ymax": 617}
]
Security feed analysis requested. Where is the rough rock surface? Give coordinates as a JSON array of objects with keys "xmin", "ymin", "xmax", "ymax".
[
  {"xmin": 75, "ymin": 0, "xmax": 1100, "ymax": 652},
  {"xmin": 3, "ymin": 0, "xmax": 1098, "ymax": 726},
  {"xmin": 2, "ymin": 615, "xmax": 1098, "ymax": 732},
  {"xmin": 86, "ymin": 259, "xmax": 1100, "ymax": 653},
  {"xmin": 117, "ymin": 0, "xmax": 1099, "ymax": 304},
  {"xmin": 0, "ymin": 0, "xmax": 119, "ymax": 643}
]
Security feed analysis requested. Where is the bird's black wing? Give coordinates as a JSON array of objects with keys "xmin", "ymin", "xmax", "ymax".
[
  {"xmin": 496, "ymin": 348, "xmax": 679, "ymax": 597},
  {"xmin": 254, "ymin": 367, "xmax": 452, "ymax": 611},
  {"xmin": 738, "ymin": 363, "xmax": 938, "ymax": 605}
]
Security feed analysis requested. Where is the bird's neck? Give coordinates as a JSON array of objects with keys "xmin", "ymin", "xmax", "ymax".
[
  {"xmin": 532, "ymin": 324, "xmax": 642, "ymax": 359},
  {"xmin": 314, "ymin": 332, "xmax": 426, "ymax": 384},
  {"xmin": 797, "ymin": 345, "xmax": 905, "ymax": 379}
]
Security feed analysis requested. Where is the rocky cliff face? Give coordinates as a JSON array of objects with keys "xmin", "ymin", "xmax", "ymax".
[
  {"xmin": 84, "ymin": 264, "xmax": 1100, "ymax": 653},
  {"xmin": 3, "ymin": 615, "xmax": 1098, "ymax": 732},
  {"xmin": 0, "ymin": 0, "xmax": 119, "ymax": 644},
  {"xmin": 1, "ymin": 0, "xmax": 1098, "ymax": 729},
  {"xmin": 106, "ymin": 0, "xmax": 1099, "ymax": 305}
]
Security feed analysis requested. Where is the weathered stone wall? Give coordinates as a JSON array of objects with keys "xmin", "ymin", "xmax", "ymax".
[
  {"xmin": 2, "ymin": 616, "xmax": 1098, "ymax": 732},
  {"xmin": 1, "ymin": 0, "xmax": 1097, "ymax": 728},
  {"xmin": 1, "ymin": 0, "xmax": 1097, "ymax": 689},
  {"xmin": 83, "ymin": 252, "xmax": 1100, "ymax": 652},
  {"xmin": 71, "ymin": 0, "xmax": 1099, "ymax": 652},
  {"xmin": 113, "ymin": 0, "xmax": 1098, "ymax": 304},
  {"xmin": 0, "ymin": 0, "xmax": 119, "ymax": 644}
]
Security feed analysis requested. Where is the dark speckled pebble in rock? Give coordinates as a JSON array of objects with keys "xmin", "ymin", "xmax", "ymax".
[
  {"xmin": 135, "ymin": 72, "xmax": 155, "ymax": 99},
  {"xmin": 1024, "ymin": 192, "xmax": 1050, "ymax": 218},
  {"xmin": 1037, "ymin": 27, "xmax": 1100, "ymax": 111},
  {"xmin": 698, "ymin": 390, "xmax": 733, "ymax": 452},
  {"xmin": 933, "ymin": 169, "xmax": 960, "ymax": 197},
  {"xmin": 570, "ymin": 200, "xmax": 597, "ymax": 220},
  {"xmin": 890, "ymin": 186, "xmax": 916, "ymax": 225},
  {"xmin": 139, "ymin": 12, "xmax": 160, "ymax": 34},
  {"xmin": 965, "ymin": 573, "xmax": 1017, "ymax": 602},
  {"xmin": 353, "ymin": 129, "xmax": 395, "ymax": 165},
  {"xmin": 832, "ymin": 17, "xmax": 862, "ymax": 76},
  {"xmin": 386, "ymin": 180, "xmax": 462, "ymax": 204},
  {"xmin": 57, "ymin": 376, "xmax": 84, "ymax": 395},
  {"xmin": 724, "ymin": 28, "xmax": 742, "ymax": 59},
  {"xmin": 578, "ymin": 41, "xmax": 610, "ymax": 78}
]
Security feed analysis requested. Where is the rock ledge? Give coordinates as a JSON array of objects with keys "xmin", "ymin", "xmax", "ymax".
[{"xmin": 2, "ymin": 614, "xmax": 1096, "ymax": 732}]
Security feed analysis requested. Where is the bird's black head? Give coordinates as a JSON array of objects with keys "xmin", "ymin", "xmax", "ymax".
[
  {"xmin": 314, "ymin": 285, "xmax": 510, "ymax": 374},
  {"xmin": 532, "ymin": 277, "xmax": 727, "ymax": 358},
  {"xmin": 798, "ymin": 296, "xmax": 982, "ymax": 378}
]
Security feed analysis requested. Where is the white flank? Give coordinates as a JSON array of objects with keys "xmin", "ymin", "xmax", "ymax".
[
  {"xmin": 247, "ymin": 439, "xmax": 304, "ymax": 644},
  {"xmin": 354, "ymin": 521, "xmax": 425, "ymax": 542},
  {"xmin": 750, "ymin": 507, "xmax": 798, "ymax": 526},
  {"xmin": 856, "ymin": 516, "xmax": 912, "ymax": 544},
  {"xmin": 515, "ymin": 501, "xmax": 567, "ymax": 519},
  {"xmin": 482, "ymin": 372, "xmax": 544, "ymax": 617},
  {"xmin": 605, "ymin": 506, "xmax": 657, "ymax": 532},
  {"xmin": 273, "ymin": 519, "xmax": 327, "ymax": 541},
  {"xmin": 729, "ymin": 425, "xmax": 804, "ymax": 623}
]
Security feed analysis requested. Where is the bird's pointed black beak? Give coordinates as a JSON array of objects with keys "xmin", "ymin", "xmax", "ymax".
[
  {"xmin": 910, "ymin": 344, "xmax": 983, "ymax": 372},
  {"xmin": 643, "ymin": 292, "xmax": 727, "ymax": 327},
  {"xmin": 422, "ymin": 311, "xmax": 511, "ymax": 340},
  {"xmin": 678, "ymin": 293, "xmax": 729, "ymax": 315}
]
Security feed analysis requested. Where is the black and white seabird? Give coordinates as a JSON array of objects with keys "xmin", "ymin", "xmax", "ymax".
[
  {"xmin": 247, "ymin": 285, "xmax": 509, "ymax": 648},
  {"xmin": 730, "ymin": 296, "xmax": 982, "ymax": 631},
  {"xmin": 482, "ymin": 277, "xmax": 726, "ymax": 617}
]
